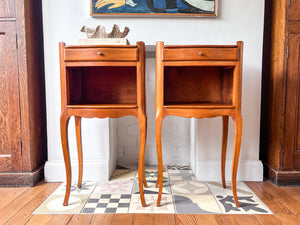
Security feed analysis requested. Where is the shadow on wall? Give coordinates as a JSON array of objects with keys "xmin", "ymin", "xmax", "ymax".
[{"xmin": 116, "ymin": 115, "xmax": 191, "ymax": 166}]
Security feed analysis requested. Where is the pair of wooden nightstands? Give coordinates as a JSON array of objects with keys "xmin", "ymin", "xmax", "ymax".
[{"xmin": 59, "ymin": 41, "xmax": 243, "ymax": 207}]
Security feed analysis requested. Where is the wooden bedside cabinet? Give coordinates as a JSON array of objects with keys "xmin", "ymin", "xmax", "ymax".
[
  {"xmin": 59, "ymin": 42, "xmax": 148, "ymax": 206},
  {"xmin": 155, "ymin": 41, "xmax": 244, "ymax": 207}
]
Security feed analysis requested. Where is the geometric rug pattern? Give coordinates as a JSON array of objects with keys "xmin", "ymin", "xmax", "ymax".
[{"xmin": 33, "ymin": 165, "xmax": 272, "ymax": 214}]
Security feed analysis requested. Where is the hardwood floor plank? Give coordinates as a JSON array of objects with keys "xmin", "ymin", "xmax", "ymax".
[
  {"xmin": 194, "ymin": 214, "xmax": 218, "ymax": 225},
  {"xmin": 280, "ymin": 186, "xmax": 300, "ymax": 203},
  {"xmin": 45, "ymin": 214, "xmax": 73, "ymax": 225},
  {"xmin": 25, "ymin": 215, "xmax": 53, "ymax": 225},
  {"xmin": 133, "ymin": 214, "xmax": 154, "ymax": 225},
  {"xmin": 111, "ymin": 214, "xmax": 133, "ymax": 225},
  {"xmin": 215, "ymin": 215, "xmax": 261, "ymax": 225},
  {"xmin": 0, "ymin": 187, "xmax": 28, "ymax": 211},
  {"xmin": 65, "ymin": 214, "xmax": 94, "ymax": 225},
  {"xmin": 246, "ymin": 182, "xmax": 290, "ymax": 214},
  {"xmin": 255, "ymin": 215, "xmax": 283, "ymax": 225},
  {"xmin": 274, "ymin": 214, "xmax": 300, "ymax": 225},
  {"xmin": 90, "ymin": 214, "xmax": 114, "ymax": 225},
  {"xmin": 26, "ymin": 214, "xmax": 73, "ymax": 225},
  {"xmin": 215, "ymin": 215, "xmax": 240, "ymax": 225},
  {"xmin": 154, "ymin": 214, "xmax": 176, "ymax": 225},
  {"xmin": 0, "ymin": 182, "xmax": 53, "ymax": 224},
  {"xmin": 175, "ymin": 214, "xmax": 197, "ymax": 225},
  {"xmin": 5, "ymin": 182, "xmax": 60, "ymax": 225},
  {"xmin": 262, "ymin": 181, "xmax": 300, "ymax": 217},
  {"xmin": 233, "ymin": 215, "xmax": 260, "ymax": 225}
]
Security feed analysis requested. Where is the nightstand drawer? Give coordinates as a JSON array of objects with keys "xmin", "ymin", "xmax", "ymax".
[
  {"xmin": 163, "ymin": 47, "xmax": 239, "ymax": 61},
  {"xmin": 64, "ymin": 47, "xmax": 138, "ymax": 62}
]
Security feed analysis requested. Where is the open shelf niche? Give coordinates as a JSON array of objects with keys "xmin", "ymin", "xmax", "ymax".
[
  {"xmin": 67, "ymin": 66, "xmax": 137, "ymax": 106},
  {"xmin": 163, "ymin": 66, "xmax": 234, "ymax": 108}
]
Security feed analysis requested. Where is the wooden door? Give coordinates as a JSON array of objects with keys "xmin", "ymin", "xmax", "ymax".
[
  {"xmin": 0, "ymin": 0, "xmax": 15, "ymax": 18},
  {"xmin": 284, "ymin": 35, "xmax": 300, "ymax": 169},
  {"xmin": 288, "ymin": 0, "xmax": 300, "ymax": 21},
  {"xmin": 0, "ymin": 22, "xmax": 22, "ymax": 172}
]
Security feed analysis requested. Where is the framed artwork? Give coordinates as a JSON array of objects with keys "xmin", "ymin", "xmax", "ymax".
[{"xmin": 91, "ymin": 0, "xmax": 217, "ymax": 17}]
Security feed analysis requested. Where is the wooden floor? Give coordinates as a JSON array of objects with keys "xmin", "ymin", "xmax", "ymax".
[{"xmin": 0, "ymin": 181, "xmax": 299, "ymax": 225}]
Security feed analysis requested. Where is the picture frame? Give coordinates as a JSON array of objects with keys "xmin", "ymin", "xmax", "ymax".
[{"xmin": 90, "ymin": 0, "xmax": 217, "ymax": 17}]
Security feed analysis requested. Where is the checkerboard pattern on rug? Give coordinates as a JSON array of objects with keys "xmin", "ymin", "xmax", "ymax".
[{"xmin": 33, "ymin": 166, "xmax": 272, "ymax": 214}]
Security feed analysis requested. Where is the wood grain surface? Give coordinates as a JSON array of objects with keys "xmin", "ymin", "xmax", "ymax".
[{"xmin": 0, "ymin": 21, "xmax": 21, "ymax": 172}]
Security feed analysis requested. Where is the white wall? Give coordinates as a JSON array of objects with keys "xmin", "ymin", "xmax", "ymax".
[
  {"xmin": 42, "ymin": 0, "xmax": 264, "ymax": 181},
  {"xmin": 116, "ymin": 59, "xmax": 191, "ymax": 166},
  {"xmin": 189, "ymin": 1, "xmax": 265, "ymax": 181}
]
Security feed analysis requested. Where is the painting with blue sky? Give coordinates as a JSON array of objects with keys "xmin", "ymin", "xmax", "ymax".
[{"xmin": 91, "ymin": 0, "xmax": 216, "ymax": 16}]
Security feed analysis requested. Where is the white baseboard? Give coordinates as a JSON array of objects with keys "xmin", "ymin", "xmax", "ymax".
[
  {"xmin": 44, "ymin": 160, "xmax": 110, "ymax": 182},
  {"xmin": 192, "ymin": 160, "xmax": 263, "ymax": 181}
]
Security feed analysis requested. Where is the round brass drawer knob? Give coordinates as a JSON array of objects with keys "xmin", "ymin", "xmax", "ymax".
[
  {"xmin": 97, "ymin": 51, "xmax": 102, "ymax": 55},
  {"xmin": 199, "ymin": 52, "xmax": 205, "ymax": 56}
]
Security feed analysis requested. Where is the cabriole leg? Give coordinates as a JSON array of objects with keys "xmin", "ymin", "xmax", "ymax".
[
  {"xmin": 221, "ymin": 116, "xmax": 229, "ymax": 188},
  {"xmin": 156, "ymin": 114, "xmax": 164, "ymax": 207},
  {"xmin": 75, "ymin": 116, "xmax": 82, "ymax": 188},
  {"xmin": 231, "ymin": 113, "xmax": 242, "ymax": 207},
  {"xmin": 138, "ymin": 112, "xmax": 147, "ymax": 206},
  {"xmin": 60, "ymin": 112, "xmax": 71, "ymax": 206}
]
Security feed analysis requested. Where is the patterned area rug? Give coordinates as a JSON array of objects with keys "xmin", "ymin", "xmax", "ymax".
[{"xmin": 34, "ymin": 166, "xmax": 272, "ymax": 214}]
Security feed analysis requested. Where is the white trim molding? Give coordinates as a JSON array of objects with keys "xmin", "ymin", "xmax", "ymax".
[
  {"xmin": 192, "ymin": 159, "xmax": 264, "ymax": 181},
  {"xmin": 44, "ymin": 160, "xmax": 110, "ymax": 182}
]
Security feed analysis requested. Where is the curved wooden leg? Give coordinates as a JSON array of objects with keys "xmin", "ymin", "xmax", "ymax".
[
  {"xmin": 138, "ymin": 112, "xmax": 147, "ymax": 207},
  {"xmin": 60, "ymin": 112, "xmax": 71, "ymax": 206},
  {"xmin": 221, "ymin": 116, "xmax": 229, "ymax": 188},
  {"xmin": 155, "ymin": 177, "xmax": 159, "ymax": 188},
  {"xmin": 143, "ymin": 115, "xmax": 148, "ymax": 189},
  {"xmin": 231, "ymin": 112, "xmax": 242, "ymax": 207},
  {"xmin": 75, "ymin": 116, "xmax": 82, "ymax": 188},
  {"xmin": 155, "ymin": 115, "xmax": 159, "ymax": 190},
  {"xmin": 156, "ymin": 114, "xmax": 163, "ymax": 207}
]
